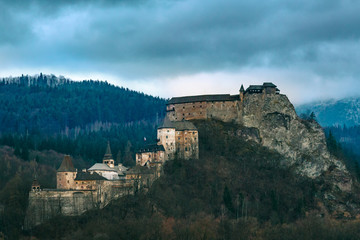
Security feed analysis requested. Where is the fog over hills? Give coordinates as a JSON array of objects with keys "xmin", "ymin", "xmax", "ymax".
[{"xmin": 296, "ymin": 97, "xmax": 360, "ymax": 127}]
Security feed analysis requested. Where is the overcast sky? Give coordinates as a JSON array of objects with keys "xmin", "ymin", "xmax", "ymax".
[{"xmin": 1, "ymin": 0, "xmax": 359, "ymax": 104}]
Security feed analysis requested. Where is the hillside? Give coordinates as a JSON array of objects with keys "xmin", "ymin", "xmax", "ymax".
[
  {"xmin": 0, "ymin": 74, "xmax": 166, "ymax": 134},
  {"xmin": 28, "ymin": 120, "xmax": 360, "ymax": 240},
  {"xmin": 296, "ymin": 97, "xmax": 360, "ymax": 127},
  {"xmin": 0, "ymin": 74, "xmax": 166, "ymax": 165}
]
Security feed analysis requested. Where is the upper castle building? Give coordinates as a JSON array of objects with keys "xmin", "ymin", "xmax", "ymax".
[{"xmin": 166, "ymin": 82, "xmax": 279, "ymax": 122}]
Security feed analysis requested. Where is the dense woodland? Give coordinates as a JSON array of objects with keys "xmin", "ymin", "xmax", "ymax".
[
  {"xmin": 1, "ymin": 75, "xmax": 360, "ymax": 239},
  {"xmin": 0, "ymin": 74, "xmax": 166, "ymax": 166}
]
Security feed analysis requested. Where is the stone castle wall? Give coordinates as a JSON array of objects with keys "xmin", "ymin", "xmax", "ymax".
[
  {"xmin": 175, "ymin": 130, "xmax": 199, "ymax": 159},
  {"xmin": 157, "ymin": 128, "xmax": 176, "ymax": 160},
  {"xmin": 167, "ymin": 100, "xmax": 240, "ymax": 123},
  {"xmin": 25, "ymin": 180, "xmax": 132, "ymax": 229},
  {"xmin": 57, "ymin": 171, "xmax": 77, "ymax": 189}
]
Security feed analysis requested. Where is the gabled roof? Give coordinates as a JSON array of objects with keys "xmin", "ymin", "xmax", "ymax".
[
  {"xmin": 88, "ymin": 163, "xmax": 114, "ymax": 171},
  {"xmin": 263, "ymin": 82, "xmax": 277, "ymax": 88},
  {"xmin": 168, "ymin": 94, "xmax": 234, "ymax": 105},
  {"xmin": 57, "ymin": 155, "xmax": 76, "ymax": 172},
  {"xmin": 247, "ymin": 85, "xmax": 263, "ymax": 90},
  {"xmin": 158, "ymin": 117, "xmax": 197, "ymax": 131},
  {"xmin": 137, "ymin": 144, "xmax": 165, "ymax": 153},
  {"xmin": 75, "ymin": 171, "xmax": 107, "ymax": 181},
  {"xmin": 114, "ymin": 164, "xmax": 128, "ymax": 172}
]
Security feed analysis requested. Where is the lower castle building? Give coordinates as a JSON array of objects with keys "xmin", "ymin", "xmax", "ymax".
[{"xmin": 25, "ymin": 143, "xmax": 155, "ymax": 229}]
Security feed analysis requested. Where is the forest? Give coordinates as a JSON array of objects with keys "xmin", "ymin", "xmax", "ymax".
[{"xmin": 1, "ymin": 75, "xmax": 360, "ymax": 239}]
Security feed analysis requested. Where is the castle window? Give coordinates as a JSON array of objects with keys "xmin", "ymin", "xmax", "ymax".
[
  {"xmin": 193, "ymin": 105, "xmax": 195, "ymax": 108},
  {"xmin": 67, "ymin": 180, "xmax": 69, "ymax": 183},
  {"xmin": 166, "ymin": 136, "xmax": 168, "ymax": 139},
  {"xmin": 200, "ymin": 112, "xmax": 202, "ymax": 114},
  {"xmin": 65, "ymin": 173, "xmax": 68, "ymax": 175},
  {"xmin": 185, "ymin": 138, "xmax": 187, "ymax": 140},
  {"xmin": 188, "ymin": 113, "xmax": 191, "ymax": 115},
  {"xmin": 185, "ymin": 147, "xmax": 188, "ymax": 151},
  {"xmin": 183, "ymin": 106, "xmax": 185, "ymax": 109},
  {"xmin": 167, "ymin": 130, "xmax": 169, "ymax": 132},
  {"xmin": 183, "ymin": 113, "xmax": 185, "ymax": 116},
  {"xmin": 173, "ymin": 114, "xmax": 175, "ymax": 116},
  {"xmin": 178, "ymin": 137, "xmax": 180, "ymax": 140},
  {"xmin": 200, "ymin": 105, "xmax": 202, "ymax": 108}
]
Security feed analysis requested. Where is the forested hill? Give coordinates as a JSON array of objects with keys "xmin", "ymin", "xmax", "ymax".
[{"xmin": 0, "ymin": 73, "xmax": 166, "ymax": 134}]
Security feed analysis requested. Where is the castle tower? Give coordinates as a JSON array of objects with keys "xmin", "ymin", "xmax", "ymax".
[
  {"xmin": 239, "ymin": 84, "xmax": 245, "ymax": 102},
  {"xmin": 57, "ymin": 155, "xmax": 77, "ymax": 189},
  {"xmin": 31, "ymin": 159, "xmax": 41, "ymax": 192},
  {"xmin": 103, "ymin": 141, "xmax": 115, "ymax": 168},
  {"xmin": 157, "ymin": 116, "xmax": 176, "ymax": 160},
  {"xmin": 31, "ymin": 179, "xmax": 41, "ymax": 192}
]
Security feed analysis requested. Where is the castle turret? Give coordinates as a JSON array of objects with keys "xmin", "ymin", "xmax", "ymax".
[
  {"xmin": 57, "ymin": 155, "xmax": 77, "ymax": 189},
  {"xmin": 240, "ymin": 84, "xmax": 245, "ymax": 101},
  {"xmin": 103, "ymin": 141, "xmax": 115, "ymax": 168},
  {"xmin": 31, "ymin": 179, "xmax": 41, "ymax": 192}
]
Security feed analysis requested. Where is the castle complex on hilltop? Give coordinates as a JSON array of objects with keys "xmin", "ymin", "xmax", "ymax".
[
  {"xmin": 26, "ymin": 82, "xmax": 281, "ymax": 228},
  {"xmin": 134, "ymin": 82, "xmax": 279, "ymax": 167}
]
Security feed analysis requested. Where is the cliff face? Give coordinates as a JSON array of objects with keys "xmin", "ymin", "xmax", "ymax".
[
  {"xmin": 237, "ymin": 93, "xmax": 357, "ymax": 217},
  {"xmin": 241, "ymin": 93, "xmax": 348, "ymax": 180}
]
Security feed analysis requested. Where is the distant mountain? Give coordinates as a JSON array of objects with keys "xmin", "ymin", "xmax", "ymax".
[{"xmin": 296, "ymin": 97, "xmax": 360, "ymax": 127}]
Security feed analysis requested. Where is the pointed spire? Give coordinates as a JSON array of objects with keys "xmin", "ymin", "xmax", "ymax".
[
  {"xmin": 103, "ymin": 141, "xmax": 113, "ymax": 160},
  {"xmin": 240, "ymin": 84, "xmax": 245, "ymax": 92},
  {"xmin": 57, "ymin": 155, "xmax": 76, "ymax": 172}
]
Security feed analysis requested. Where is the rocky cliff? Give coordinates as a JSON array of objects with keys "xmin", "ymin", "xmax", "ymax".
[{"xmin": 237, "ymin": 93, "xmax": 357, "ymax": 217}]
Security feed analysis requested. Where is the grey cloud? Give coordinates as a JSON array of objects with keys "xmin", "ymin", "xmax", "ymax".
[{"xmin": 1, "ymin": 0, "xmax": 360, "ymax": 82}]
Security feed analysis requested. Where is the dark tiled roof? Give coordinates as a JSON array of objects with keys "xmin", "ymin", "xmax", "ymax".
[
  {"xmin": 247, "ymin": 85, "xmax": 263, "ymax": 90},
  {"xmin": 263, "ymin": 82, "xmax": 277, "ymax": 88},
  {"xmin": 168, "ymin": 94, "xmax": 234, "ymax": 105},
  {"xmin": 75, "ymin": 171, "xmax": 107, "ymax": 181},
  {"xmin": 158, "ymin": 117, "xmax": 197, "ymax": 130},
  {"xmin": 127, "ymin": 165, "xmax": 155, "ymax": 174},
  {"xmin": 57, "ymin": 155, "xmax": 76, "ymax": 172},
  {"xmin": 32, "ymin": 179, "xmax": 40, "ymax": 186},
  {"xmin": 240, "ymin": 84, "xmax": 245, "ymax": 92},
  {"xmin": 137, "ymin": 144, "xmax": 165, "ymax": 153}
]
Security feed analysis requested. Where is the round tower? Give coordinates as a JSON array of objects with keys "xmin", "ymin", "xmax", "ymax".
[{"xmin": 57, "ymin": 155, "xmax": 77, "ymax": 189}]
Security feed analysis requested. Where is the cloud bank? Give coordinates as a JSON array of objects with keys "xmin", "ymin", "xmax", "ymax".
[{"xmin": 1, "ymin": 0, "xmax": 360, "ymax": 103}]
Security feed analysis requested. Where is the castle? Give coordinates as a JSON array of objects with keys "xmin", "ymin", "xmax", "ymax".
[
  {"xmin": 134, "ymin": 82, "xmax": 279, "ymax": 168},
  {"xmin": 26, "ymin": 82, "xmax": 280, "ymax": 228},
  {"xmin": 166, "ymin": 82, "xmax": 279, "ymax": 122}
]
